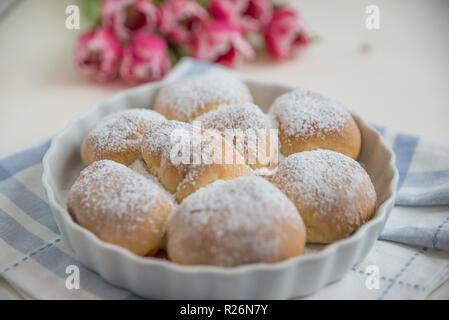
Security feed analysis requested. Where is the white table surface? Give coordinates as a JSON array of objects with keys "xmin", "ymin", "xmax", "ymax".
[{"xmin": 0, "ymin": 0, "xmax": 448, "ymax": 299}]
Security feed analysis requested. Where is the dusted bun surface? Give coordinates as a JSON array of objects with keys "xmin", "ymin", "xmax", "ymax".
[
  {"xmin": 271, "ymin": 149, "xmax": 376, "ymax": 244},
  {"xmin": 167, "ymin": 176, "xmax": 306, "ymax": 266},
  {"xmin": 67, "ymin": 160, "xmax": 172, "ymax": 256},
  {"xmin": 269, "ymin": 89, "xmax": 361, "ymax": 159},
  {"xmin": 154, "ymin": 72, "xmax": 253, "ymax": 123},
  {"xmin": 195, "ymin": 102, "xmax": 277, "ymax": 169},
  {"xmin": 140, "ymin": 119, "xmax": 251, "ymax": 202},
  {"xmin": 81, "ymin": 109, "xmax": 165, "ymax": 166}
]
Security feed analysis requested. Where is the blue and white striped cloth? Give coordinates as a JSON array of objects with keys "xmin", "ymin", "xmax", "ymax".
[{"xmin": 0, "ymin": 59, "xmax": 448, "ymax": 299}]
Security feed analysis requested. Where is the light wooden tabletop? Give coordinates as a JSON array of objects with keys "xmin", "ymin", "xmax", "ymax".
[
  {"xmin": 1, "ymin": 0, "xmax": 449, "ymax": 157},
  {"xmin": 0, "ymin": 0, "xmax": 448, "ymax": 299}
]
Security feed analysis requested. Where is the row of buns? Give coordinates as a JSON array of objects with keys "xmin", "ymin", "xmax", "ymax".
[{"xmin": 68, "ymin": 72, "xmax": 376, "ymax": 266}]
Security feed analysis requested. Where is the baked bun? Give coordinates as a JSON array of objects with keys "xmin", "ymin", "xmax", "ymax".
[
  {"xmin": 67, "ymin": 160, "xmax": 172, "ymax": 256},
  {"xmin": 140, "ymin": 119, "xmax": 251, "ymax": 202},
  {"xmin": 271, "ymin": 149, "xmax": 376, "ymax": 244},
  {"xmin": 141, "ymin": 120, "xmax": 191, "ymax": 193},
  {"xmin": 153, "ymin": 72, "xmax": 253, "ymax": 122},
  {"xmin": 167, "ymin": 176, "xmax": 306, "ymax": 266},
  {"xmin": 81, "ymin": 109, "xmax": 166, "ymax": 166},
  {"xmin": 195, "ymin": 102, "xmax": 277, "ymax": 169},
  {"xmin": 269, "ymin": 89, "xmax": 361, "ymax": 159}
]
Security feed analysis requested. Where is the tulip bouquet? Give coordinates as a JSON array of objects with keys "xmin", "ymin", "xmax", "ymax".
[{"xmin": 76, "ymin": 0, "xmax": 310, "ymax": 83}]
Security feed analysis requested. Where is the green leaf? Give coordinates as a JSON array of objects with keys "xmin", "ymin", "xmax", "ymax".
[
  {"xmin": 152, "ymin": 0, "xmax": 164, "ymax": 6},
  {"xmin": 168, "ymin": 46, "xmax": 180, "ymax": 66},
  {"xmin": 273, "ymin": 0, "xmax": 292, "ymax": 9},
  {"xmin": 168, "ymin": 50, "xmax": 178, "ymax": 66},
  {"xmin": 195, "ymin": 0, "xmax": 208, "ymax": 8},
  {"xmin": 246, "ymin": 32, "xmax": 264, "ymax": 53},
  {"xmin": 80, "ymin": 0, "xmax": 102, "ymax": 29}
]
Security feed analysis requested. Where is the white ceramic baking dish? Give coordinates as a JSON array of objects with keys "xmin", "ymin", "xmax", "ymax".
[{"xmin": 42, "ymin": 78, "xmax": 398, "ymax": 299}]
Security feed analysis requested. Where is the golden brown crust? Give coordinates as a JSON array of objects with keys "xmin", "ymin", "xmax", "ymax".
[
  {"xmin": 80, "ymin": 109, "xmax": 166, "ymax": 167},
  {"xmin": 141, "ymin": 120, "xmax": 251, "ymax": 202},
  {"xmin": 195, "ymin": 103, "xmax": 278, "ymax": 169},
  {"xmin": 167, "ymin": 177, "xmax": 306, "ymax": 266},
  {"xmin": 154, "ymin": 100, "xmax": 231, "ymax": 123},
  {"xmin": 270, "ymin": 89, "xmax": 362, "ymax": 160},
  {"xmin": 67, "ymin": 160, "xmax": 172, "ymax": 256},
  {"xmin": 278, "ymin": 114, "xmax": 361, "ymax": 160},
  {"xmin": 81, "ymin": 133, "xmax": 142, "ymax": 167},
  {"xmin": 153, "ymin": 73, "xmax": 253, "ymax": 123},
  {"xmin": 271, "ymin": 150, "xmax": 376, "ymax": 244},
  {"xmin": 168, "ymin": 213, "xmax": 306, "ymax": 266},
  {"xmin": 175, "ymin": 162, "xmax": 251, "ymax": 202}
]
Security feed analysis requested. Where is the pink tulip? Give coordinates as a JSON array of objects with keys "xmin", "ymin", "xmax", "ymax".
[
  {"xmin": 101, "ymin": 0, "xmax": 159, "ymax": 42},
  {"xmin": 120, "ymin": 31, "xmax": 171, "ymax": 83},
  {"xmin": 75, "ymin": 27, "xmax": 122, "ymax": 82},
  {"xmin": 193, "ymin": 21, "xmax": 254, "ymax": 67},
  {"xmin": 210, "ymin": 0, "xmax": 273, "ymax": 32},
  {"xmin": 159, "ymin": 0, "xmax": 209, "ymax": 45},
  {"xmin": 264, "ymin": 8, "xmax": 309, "ymax": 60}
]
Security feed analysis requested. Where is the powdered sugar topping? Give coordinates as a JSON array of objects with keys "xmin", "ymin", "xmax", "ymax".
[
  {"xmin": 272, "ymin": 150, "xmax": 375, "ymax": 223},
  {"xmin": 156, "ymin": 72, "xmax": 252, "ymax": 122},
  {"xmin": 142, "ymin": 119, "xmax": 232, "ymax": 170},
  {"xmin": 68, "ymin": 160, "xmax": 170, "ymax": 234},
  {"xmin": 86, "ymin": 108, "xmax": 165, "ymax": 153},
  {"xmin": 196, "ymin": 102, "xmax": 267, "ymax": 132},
  {"xmin": 129, "ymin": 157, "xmax": 176, "ymax": 203},
  {"xmin": 142, "ymin": 120, "xmax": 192, "ymax": 160},
  {"xmin": 270, "ymin": 89, "xmax": 350, "ymax": 138},
  {"xmin": 170, "ymin": 176, "xmax": 303, "ymax": 265}
]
